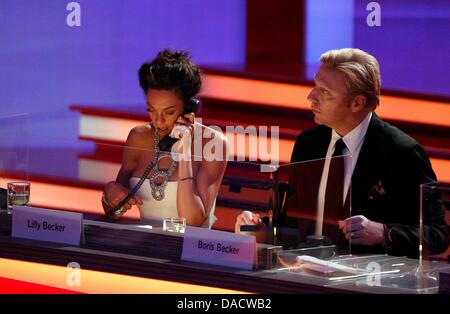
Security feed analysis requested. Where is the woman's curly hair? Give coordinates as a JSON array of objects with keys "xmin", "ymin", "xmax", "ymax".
[{"xmin": 138, "ymin": 49, "xmax": 202, "ymax": 113}]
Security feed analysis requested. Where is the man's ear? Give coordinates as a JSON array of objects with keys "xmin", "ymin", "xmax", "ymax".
[{"xmin": 351, "ymin": 95, "xmax": 367, "ymax": 112}]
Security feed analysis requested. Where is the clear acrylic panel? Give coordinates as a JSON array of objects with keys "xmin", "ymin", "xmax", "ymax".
[
  {"xmin": 0, "ymin": 114, "xmax": 29, "ymax": 212},
  {"xmin": 416, "ymin": 182, "xmax": 450, "ymax": 291},
  {"xmin": 0, "ymin": 114, "xmax": 29, "ymax": 178},
  {"xmin": 420, "ymin": 182, "xmax": 450, "ymax": 261},
  {"xmin": 20, "ymin": 133, "xmax": 281, "ymax": 264},
  {"xmin": 320, "ymin": 253, "xmax": 450, "ymax": 293},
  {"xmin": 271, "ymin": 180, "xmax": 450, "ymax": 291},
  {"xmin": 23, "ymin": 134, "xmax": 275, "ymax": 233},
  {"xmin": 276, "ymin": 250, "xmax": 405, "ymax": 283},
  {"xmin": 5, "ymin": 129, "xmax": 449, "ymax": 291},
  {"xmin": 218, "ymin": 158, "xmax": 274, "ymax": 231},
  {"xmin": 272, "ymin": 155, "xmax": 352, "ymax": 255},
  {"xmin": 21, "ymin": 135, "xmax": 104, "ymax": 217},
  {"xmin": 25, "ymin": 135, "xmax": 179, "ymax": 226}
]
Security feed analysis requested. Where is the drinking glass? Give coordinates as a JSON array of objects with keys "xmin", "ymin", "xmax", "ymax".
[
  {"xmin": 7, "ymin": 181, "xmax": 30, "ymax": 214},
  {"xmin": 163, "ymin": 217, "xmax": 186, "ymax": 233}
]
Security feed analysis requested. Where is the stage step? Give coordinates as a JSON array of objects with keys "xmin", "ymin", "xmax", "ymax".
[{"xmin": 70, "ymin": 96, "xmax": 450, "ymax": 183}]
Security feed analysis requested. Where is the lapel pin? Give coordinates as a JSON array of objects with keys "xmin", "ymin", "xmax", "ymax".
[{"xmin": 369, "ymin": 180, "xmax": 386, "ymax": 200}]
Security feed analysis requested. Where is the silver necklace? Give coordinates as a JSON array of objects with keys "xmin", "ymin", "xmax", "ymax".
[{"xmin": 149, "ymin": 127, "xmax": 177, "ymax": 201}]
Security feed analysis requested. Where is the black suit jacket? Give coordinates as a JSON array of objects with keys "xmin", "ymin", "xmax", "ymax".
[{"xmin": 283, "ymin": 113, "xmax": 448, "ymax": 257}]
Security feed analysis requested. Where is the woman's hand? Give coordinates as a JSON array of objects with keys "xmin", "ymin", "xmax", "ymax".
[
  {"xmin": 234, "ymin": 210, "xmax": 262, "ymax": 233},
  {"xmin": 170, "ymin": 113, "xmax": 195, "ymax": 159},
  {"xmin": 103, "ymin": 181, "xmax": 143, "ymax": 219}
]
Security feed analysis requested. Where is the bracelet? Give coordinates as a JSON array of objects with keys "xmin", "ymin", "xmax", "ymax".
[
  {"xmin": 101, "ymin": 193, "xmax": 111, "ymax": 207},
  {"xmin": 179, "ymin": 176, "xmax": 195, "ymax": 181},
  {"xmin": 102, "ymin": 193, "xmax": 123, "ymax": 218},
  {"xmin": 102, "ymin": 181, "xmax": 119, "ymax": 207}
]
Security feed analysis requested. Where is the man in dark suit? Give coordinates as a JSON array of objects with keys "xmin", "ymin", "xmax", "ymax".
[{"xmin": 237, "ymin": 48, "xmax": 448, "ymax": 258}]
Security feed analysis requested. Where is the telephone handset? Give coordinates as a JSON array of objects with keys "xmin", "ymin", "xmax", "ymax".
[
  {"xmin": 104, "ymin": 98, "xmax": 200, "ymax": 219},
  {"xmin": 158, "ymin": 98, "xmax": 200, "ymax": 152}
]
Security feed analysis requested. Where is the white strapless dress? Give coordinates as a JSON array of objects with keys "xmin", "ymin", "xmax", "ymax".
[{"xmin": 129, "ymin": 177, "xmax": 217, "ymax": 229}]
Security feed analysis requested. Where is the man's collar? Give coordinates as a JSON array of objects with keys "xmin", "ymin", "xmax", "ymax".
[{"xmin": 331, "ymin": 112, "xmax": 372, "ymax": 155}]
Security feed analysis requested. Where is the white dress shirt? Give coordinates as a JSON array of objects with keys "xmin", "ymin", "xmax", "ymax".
[{"xmin": 315, "ymin": 112, "xmax": 372, "ymax": 235}]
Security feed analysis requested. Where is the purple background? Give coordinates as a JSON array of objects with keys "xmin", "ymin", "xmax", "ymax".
[
  {"xmin": 353, "ymin": 0, "xmax": 450, "ymax": 96},
  {"xmin": 0, "ymin": 0, "xmax": 247, "ymax": 139},
  {"xmin": 0, "ymin": 0, "xmax": 449, "ymax": 146},
  {"xmin": 306, "ymin": 0, "xmax": 450, "ymax": 97}
]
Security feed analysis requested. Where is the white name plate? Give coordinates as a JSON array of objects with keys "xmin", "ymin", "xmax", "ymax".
[
  {"xmin": 181, "ymin": 226, "xmax": 256, "ymax": 270},
  {"xmin": 12, "ymin": 206, "xmax": 82, "ymax": 246}
]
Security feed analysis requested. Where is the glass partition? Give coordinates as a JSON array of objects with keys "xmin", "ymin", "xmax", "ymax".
[
  {"xmin": 19, "ymin": 134, "xmax": 273, "ymax": 233},
  {"xmin": 0, "ymin": 114, "xmax": 29, "ymax": 212},
  {"xmin": 322, "ymin": 254, "xmax": 448, "ymax": 293},
  {"xmin": 270, "ymin": 180, "xmax": 450, "ymax": 292},
  {"xmin": 8, "ymin": 129, "xmax": 356, "ymax": 247},
  {"xmin": 270, "ymin": 155, "xmax": 358, "ymax": 280},
  {"xmin": 22, "ymin": 137, "xmax": 351, "ymax": 271},
  {"xmin": 420, "ymin": 182, "xmax": 450, "ymax": 262},
  {"xmin": 416, "ymin": 182, "xmax": 450, "ymax": 291},
  {"xmin": 3, "ymin": 133, "xmax": 274, "ymax": 260},
  {"xmin": 4, "ymin": 128, "xmax": 450, "ymax": 292},
  {"xmin": 273, "ymin": 155, "xmax": 352, "ymax": 255},
  {"xmin": 0, "ymin": 114, "xmax": 29, "ymax": 178}
]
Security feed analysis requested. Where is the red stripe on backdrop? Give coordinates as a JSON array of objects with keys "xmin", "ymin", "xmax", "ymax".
[{"xmin": 0, "ymin": 277, "xmax": 83, "ymax": 294}]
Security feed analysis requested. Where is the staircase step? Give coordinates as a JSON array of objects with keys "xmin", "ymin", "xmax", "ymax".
[{"xmin": 70, "ymin": 97, "xmax": 450, "ymax": 183}]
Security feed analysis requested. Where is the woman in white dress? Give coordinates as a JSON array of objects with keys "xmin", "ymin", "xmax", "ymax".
[{"xmin": 101, "ymin": 49, "xmax": 228, "ymax": 228}]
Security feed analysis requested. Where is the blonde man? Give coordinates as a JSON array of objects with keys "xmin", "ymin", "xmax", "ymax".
[{"xmin": 237, "ymin": 48, "xmax": 448, "ymax": 257}]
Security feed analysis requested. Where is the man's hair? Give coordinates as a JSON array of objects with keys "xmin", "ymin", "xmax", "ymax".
[
  {"xmin": 320, "ymin": 48, "xmax": 381, "ymax": 110},
  {"xmin": 138, "ymin": 49, "xmax": 202, "ymax": 103}
]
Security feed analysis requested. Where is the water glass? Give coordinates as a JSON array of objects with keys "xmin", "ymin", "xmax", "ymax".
[
  {"xmin": 7, "ymin": 181, "xmax": 30, "ymax": 214},
  {"xmin": 163, "ymin": 217, "xmax": 186, "ymax": 233}
]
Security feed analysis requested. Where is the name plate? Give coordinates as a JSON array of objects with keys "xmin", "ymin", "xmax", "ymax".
[
  {"xmin": 11, "ymin": 206, "xmax": 82, "ymax": 246},
  {"xmin": 181, "ymin": 226, "xmax": 256, "ymax": 270}
]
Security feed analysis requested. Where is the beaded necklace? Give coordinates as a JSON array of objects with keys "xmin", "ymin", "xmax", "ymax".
[{"xmin": 149, "ymin": 126, "xmax": 177, "ymax": 201}]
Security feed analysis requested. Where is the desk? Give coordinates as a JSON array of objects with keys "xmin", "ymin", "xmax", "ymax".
[{"xmin": 0, "ymin": 212, "xmax": 449, "ymax": 294}]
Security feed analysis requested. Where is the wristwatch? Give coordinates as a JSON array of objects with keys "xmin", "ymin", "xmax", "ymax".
[{"xmin": 383, "ymin": 224, "xmax": 393, "ymax": 249}]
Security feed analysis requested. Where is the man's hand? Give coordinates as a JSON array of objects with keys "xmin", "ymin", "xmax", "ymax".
[
  {"xmin": 338, "ymin": 215, "xmax": 385, "ymax": 246},
  {"xmin": 234, "ymin": 210, "xmax": 262, "ymax": 233}
]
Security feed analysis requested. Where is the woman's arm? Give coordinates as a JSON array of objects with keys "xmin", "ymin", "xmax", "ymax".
[
  {"xmin": 177, "ymin": 157, "xmax": 227, "ymax": 226},
  {"xmin": 176, "ymin": 129, "xmax": 228, "ymax": 226},
  {"xmin": 102, "ymin": 127, "xmax": 144, "ymax": 216}
]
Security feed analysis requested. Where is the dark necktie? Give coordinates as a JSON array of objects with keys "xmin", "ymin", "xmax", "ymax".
[{"xmin": 324, "ymin": 138, "xmax": 347, "ymax": 221}]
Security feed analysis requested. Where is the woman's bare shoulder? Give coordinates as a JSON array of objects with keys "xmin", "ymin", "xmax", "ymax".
[{"xmin": 126, "ymin": 124, "xmax": 153, "ymax": 148}]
